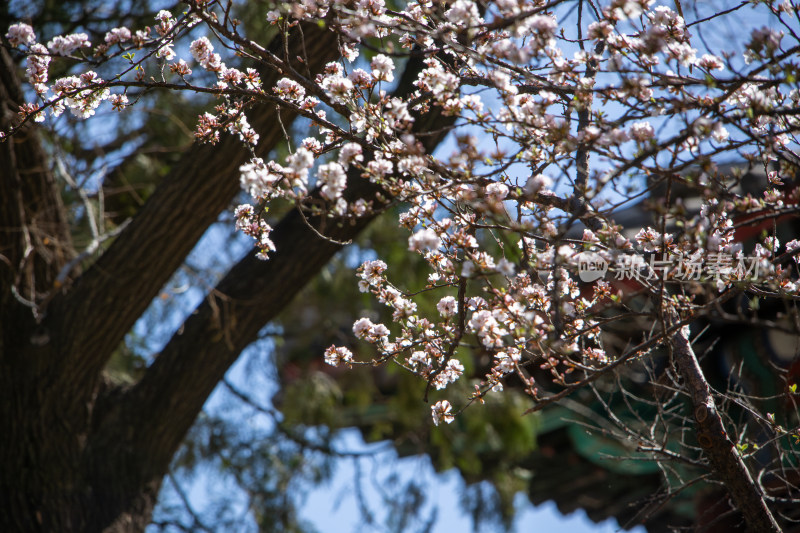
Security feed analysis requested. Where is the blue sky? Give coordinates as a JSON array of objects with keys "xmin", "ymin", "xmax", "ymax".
[
  {"xmin": 299, "ymin": 429, "xmax": 647, "ymax": 533},
  {"xmin": 150, "ymin": 347, "xmax": 648, "ymax": 533}
]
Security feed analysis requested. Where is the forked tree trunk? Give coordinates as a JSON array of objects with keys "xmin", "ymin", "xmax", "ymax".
[{"xmin": 0, "ymin": 29, "xmax": 442, "ymax": 533}]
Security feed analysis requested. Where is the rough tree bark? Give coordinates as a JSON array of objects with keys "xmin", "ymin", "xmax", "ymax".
[
  {"xmin": 670, "ymin": 327, "xmax": 781, "ymax": 532},
  {"xmin": 0, "ymin": 22, "xmax": 341, "ymax": 532}
]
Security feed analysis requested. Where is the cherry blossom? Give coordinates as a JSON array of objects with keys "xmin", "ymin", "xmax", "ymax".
[
  {"xmin": 431, "ymin": 400, "xmax": 454, "ymax": 426},
  {"xmin": 104, "ymin": 27, "xmax": 132, "ymax": 46},
  {"xmin": 46, "ymin": 33, "xmax": 90, "ymax": 56},
  {"xmin": 324, "ymin": 346, "xmax": 354, "ymax": 367},
  {"xmin": 436, "ymin": 296, "xmax": 458, "ymax": 318},
  {"xmin": 6, "ymin": 23, "xmax": 36, "ymax": 47},
  {"xmin": 4, "ymin": 0, "xmax": 800, "ymax": 449}
]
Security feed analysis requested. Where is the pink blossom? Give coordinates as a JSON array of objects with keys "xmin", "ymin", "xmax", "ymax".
[
  {"xmin": 629, "ymin": 121, "xmax": 655, "ymax": 142},
  {"xmin": 409, "ymin": 228, "xmax": 442, "ymax": 252},
  {"xmin": 324, "ymin": 346, "xmax": 353, "ymax": 367},
  {"xmin": 274, "ymin": 78, "xmax": 305, "ymax": 100},
  {"xmin": 431, "ymin": 400, "xmax": 454, "ymax": 426},
  {"xmin": 105, "ymin": 27, "xmax": 132, "ymax": 46},
  {"xmin": 317, "ymin": 162, "xmax": 347, "ymax": 200},
  {"xmin": 436, "ymin": 296, "xmax": 458, "ymax": 317},
  {"xmin": 370, "ymin": 54, "xmax": 395, "ymax": 83},
  {"xmin": 6, "ymin": 23, "xmax": 36, "ymax": 47},
  {"xmin": 523, "ymin": 174, "xmax": 553, "ymax": 196}
]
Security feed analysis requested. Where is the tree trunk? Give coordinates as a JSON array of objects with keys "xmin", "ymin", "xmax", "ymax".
[
  {"xmin": 0, "ymin": 30, "xmax": 450, "ymax": 533},
  {"xmin": 0, "ymin": 23, "xmax": 338, "ymax": 533},
  {"xmin": 670, "ymin": 327, "xmax": 781, "ymax": 532}
]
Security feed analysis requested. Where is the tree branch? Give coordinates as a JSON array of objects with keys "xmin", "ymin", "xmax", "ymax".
[
  {"xmin": 0, "ymin": 48, "xmax": 73, "ymax": 316},
  {"xmin": 41, "ymin": 22, "xmax": 341, "ymax": 391},
  {"xmin": 669, "ymin": 326, "xmax": 781, "ymax": 532},
  {"xmin": 104, "ymin": 52, "xmax": 455, "ymax": 484},
  {"xmin": 570, "ymin": 40, "xmax": 605, "ymax": 232},
  {"xmin": 119, "ymin": 180, "xmax": 385, "ymax": 482}
]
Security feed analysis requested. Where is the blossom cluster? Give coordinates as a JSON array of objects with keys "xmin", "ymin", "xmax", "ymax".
[
  {"xmin": 234, "ymin": 204, "xmax": 276, "ymax": 260},
  {"xmin": 6, "ymin": 0, "xmax": 800, "ymax": 427}
]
